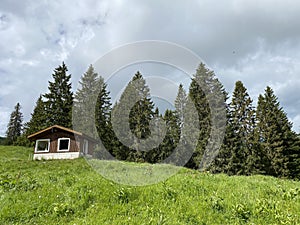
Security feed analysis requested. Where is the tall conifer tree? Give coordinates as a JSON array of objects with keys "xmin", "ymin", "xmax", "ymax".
[
  {"xmin": 188, "ymin": 63, "xmax": 227, "ymax": 169},
  {"xmin": 111, "ymin": 71, "xmax": 155, "ymax": 162},
  {"xmin": 74, "ymin": 64, "xmax": 100, "ymax": 137},
  {"xmin": 256, "ymin": 86, "xmax": 300, "ymax": 178},
  {"xmin": 209, "ymin": 98, "xmax": 232, "ymax": 174},
  {"xmin": 227, "ymin": 81, "xmax": 255, "ymax": 175},
  {"xmin": 25, "ymin": 95, "xmax": 47, "ymax": 135},
  {"xmin": 6, "ymin": 103, "xmax": 23, "ymax": 145},
  {"xmin": 44, "ymin": 62, "xmax": 73, "ymax": 128},
  {"xmin": 94, "ymin": 76, "xmax": 113, "ymax": 154},
  {"xmin": 157, "ymin": 109, "xmax": 180, "ymax": 162}
]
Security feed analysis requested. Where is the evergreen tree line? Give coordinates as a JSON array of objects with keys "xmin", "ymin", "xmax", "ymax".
[{"xmin": 5, "ymin": 62, "xmax": 300, "ymax": 179}]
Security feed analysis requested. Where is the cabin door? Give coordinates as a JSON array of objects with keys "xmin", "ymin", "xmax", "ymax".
[{"xmin": 83, "ymin": 139, "xmax": 89, "ymax": 155}]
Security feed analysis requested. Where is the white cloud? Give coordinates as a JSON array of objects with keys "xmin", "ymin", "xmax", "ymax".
[
  {"xmin": 0, "ymin": 106, "xmax": 10, "ymax": 135},
  {"xmin": 1, "ymin": 0, "xmax": 300, "ymax": 136},
  {"xmin": 292, "ymin": 115, "xmax": 300, "ymax": 132}
]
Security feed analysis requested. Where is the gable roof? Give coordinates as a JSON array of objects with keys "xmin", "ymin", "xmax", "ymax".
[{"xmin": 27, "ymin": 125, "xmax": 98, "ymax": 143}]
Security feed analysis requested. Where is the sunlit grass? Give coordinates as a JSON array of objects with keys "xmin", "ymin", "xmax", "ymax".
[
  {"xmin": 0, "ymin": 145, "xmax": 299, "ymax": 224},
  {"xmin": 88, "ymin": 159, "xmax": 180, "ymax": 186}
]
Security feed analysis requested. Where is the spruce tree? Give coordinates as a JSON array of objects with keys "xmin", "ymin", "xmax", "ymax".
[
  {"xmin": 44, "ymin": 62, "xmax": 74, "ymax": 128},
  {"xmin": 111, "ymin": 71, "xmax": 155, "ymax": 162},
  {"xmin": 188, "ymin": 63, "xmax": 226, "ymax": 169},
  {"xmin": 173, "ymin": 84, "xmax": 197, "ymax": 167},
  {"xmin": 74, "ymin": 64, "xmax": 100, "ymax": 137},
  {"xmin": 129, "ymin": 72, "xmax": 154, "ymax": 139},
  {"xmin": 285, "ymin": 129, "xmax": 300, "ymax": 179},
  {"xmin": 144, "ymin": 107, "xmax": 163, "ymax": 163},
  {"xmin": 188, "ymin": 64, "xmax": 211, "ymax": 168},
  {"xmin": 6, "ymin": 103, "xmax": 23, "ymax": 145},
  {"xmin": 110, "ymin": 101, "xmax": 128, "ymax": 160},
  {"xmin": 200, "ymin": 72, "xmax": 227, "ymax": 171},
  {"xmin": 256, "ymin": 86, "xmax": 300, "ymax": 178},
  {"xmin": 25, "ymin": 95, "xmax": 47, "ymax": 135},
  {"xmin": 173, "ymin": 95, "xmax": 202, "ymax": 167},
  {"xmin": 173, "ymin": 84, "xmax": 188, "ymax": 164},
  {"xmin": 209, "ymin": 98, "xmax": 232, "ymax": 174},
  {"xmin": 226, "ymin": 81, "xmax": 256, "ymax": 175},
  {"xmin": 156, "ymin": 109, "xmax": 180, "ymax": 162},
  {"xmin": 94, "ymin": 76, "xmax": 113, "ymax": 154},
  {"xmin": 128, "ymin": 71, "xmax": 155, "ymax": 161}
]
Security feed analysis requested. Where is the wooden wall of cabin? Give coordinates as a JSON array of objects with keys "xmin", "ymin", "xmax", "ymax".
[{"xmin": 33, "ymin": 131, "xmax": 80, "ymax": 154}]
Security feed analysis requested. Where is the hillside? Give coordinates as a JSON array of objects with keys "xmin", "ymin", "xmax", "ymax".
[{"xmin": 0, "ymin": 146, "xmax": 299, "ymax": 225}]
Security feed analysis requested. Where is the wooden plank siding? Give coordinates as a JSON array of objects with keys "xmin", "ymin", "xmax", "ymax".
[
  {"xmin": 28, "ymin": 125, "xmax": 98, "ymax": 157},
  {"xmin": 34, "ymin": 130, "xmax": 80, "ymax": 154}
]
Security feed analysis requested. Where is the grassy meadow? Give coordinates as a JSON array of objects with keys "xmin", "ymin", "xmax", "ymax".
[{"xmin": 0, "ymin": 146, "xmax": 299, "ymax": 225}]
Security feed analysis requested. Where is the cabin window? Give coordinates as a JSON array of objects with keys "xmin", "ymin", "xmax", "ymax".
[
  {"xmin": 57, "ymin": 138, "xmax": 70, "ymax": 152},
  {"xmin": 35, "ymin": 139, "xmax": 50, "ymax": 152}
]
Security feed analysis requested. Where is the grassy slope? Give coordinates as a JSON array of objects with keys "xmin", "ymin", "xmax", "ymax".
[{"xmin": 0, "ymin": 146, "xmax": 299, "ymax": 225}]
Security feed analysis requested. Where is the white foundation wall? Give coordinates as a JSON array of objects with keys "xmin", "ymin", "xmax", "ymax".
[{"xmin": 33, "ymin": 152, "xmax": 80, "ymax": 160}]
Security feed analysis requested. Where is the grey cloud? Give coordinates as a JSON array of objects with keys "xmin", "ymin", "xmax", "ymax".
[{"xmin": 1, "ymin": 0, "xmax": 300, "ymax": 135}]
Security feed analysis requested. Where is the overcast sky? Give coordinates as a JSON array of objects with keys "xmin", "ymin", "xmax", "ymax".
[{"xmin": 1, "ymin": 0, "xmax": 300, "ymax": 136}]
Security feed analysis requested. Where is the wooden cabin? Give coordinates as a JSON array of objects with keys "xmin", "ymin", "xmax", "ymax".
[{"xmin": 27, "ymin": 125, "xmax": 98, "ymax": 160}]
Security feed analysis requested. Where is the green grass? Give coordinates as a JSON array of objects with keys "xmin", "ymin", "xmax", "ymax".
[{"xmin": 0, "ymin": 146, "xmax": 299, "ymax": 225}]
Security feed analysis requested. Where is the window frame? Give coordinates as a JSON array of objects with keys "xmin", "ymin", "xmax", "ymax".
[
  {"xmin": 57, "ymin": 138, "xmax": 71, "ymax": 152},
  {"xmin": 35, "ymin": 139, "xmax": 50, "ymax": 153}
]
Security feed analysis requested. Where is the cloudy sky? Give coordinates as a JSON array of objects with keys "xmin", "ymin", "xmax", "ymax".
[{"xmin": 1, "ymin": 0, "xmax": 300, "ymax": 136}]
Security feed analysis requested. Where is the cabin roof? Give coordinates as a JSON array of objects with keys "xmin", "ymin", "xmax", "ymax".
[{"xmin": 27, "ymin": 125, "xmax": 98, "ymax": 143}]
